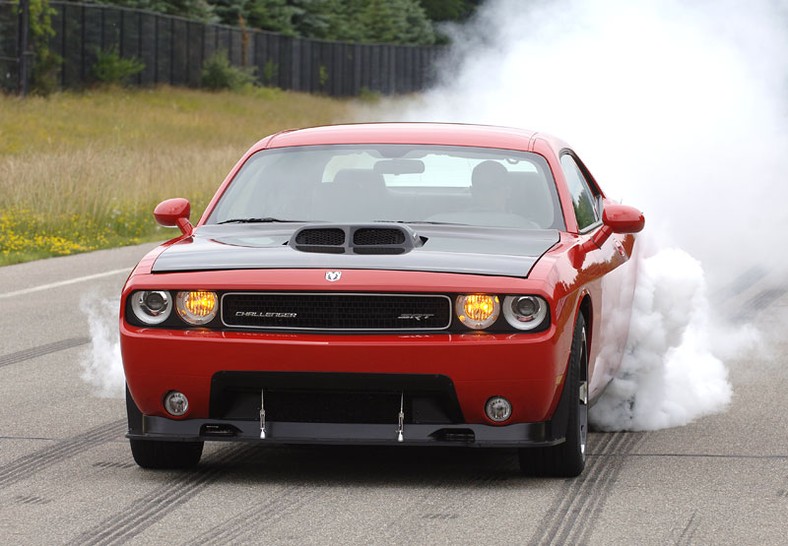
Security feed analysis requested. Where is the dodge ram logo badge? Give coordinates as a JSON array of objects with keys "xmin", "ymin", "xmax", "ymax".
[{"xmin": 325, "ymin": 271, "xmax": 342, "ymax": 282}]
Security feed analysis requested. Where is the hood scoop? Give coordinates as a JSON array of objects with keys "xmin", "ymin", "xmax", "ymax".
[{"xmin": 289, "ymin": 224, "xmax": 423, "ymax": 255}]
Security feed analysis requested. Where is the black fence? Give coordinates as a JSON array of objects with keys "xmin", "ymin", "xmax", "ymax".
[
  {"xmin": 0, "ymin": 2, "xmax": 16, "ymax": 91},
  {"xmin": 0, "ymin": 1, "xmax": 443, "ymax": 95}
]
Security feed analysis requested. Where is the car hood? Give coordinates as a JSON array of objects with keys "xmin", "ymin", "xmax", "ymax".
[{"xmin": 151, "ymin": 224, "xmax": 560, "ymax": 278}]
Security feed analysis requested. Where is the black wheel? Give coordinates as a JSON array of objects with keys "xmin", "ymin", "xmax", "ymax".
[
  {"xmin": 130, "ymin": 438, "xmax": 204, "ymax": 469},
  {"xmin": 125, "ymin": 386, "xmax": 203, "ymax": 469},
  {"xmin": 518, "ymin": 314, "xmax": 588, "ymax": 477}
]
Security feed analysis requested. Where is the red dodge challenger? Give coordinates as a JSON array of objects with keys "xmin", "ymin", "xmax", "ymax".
[{"xmin": 121, "ymin": 123, "xmax": 644, "ymax": 477}]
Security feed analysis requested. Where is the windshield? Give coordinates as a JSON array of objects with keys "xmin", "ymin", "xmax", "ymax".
[{"xmin": 207, "ymin": 145, "xmax": 564, "ymax": 230}]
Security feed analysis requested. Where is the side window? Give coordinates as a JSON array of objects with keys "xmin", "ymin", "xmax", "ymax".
[{"xmin": 561, "ymin": 154, "xmax": 599, "ymax": 231}]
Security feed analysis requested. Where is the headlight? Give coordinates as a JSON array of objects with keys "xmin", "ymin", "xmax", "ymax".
[
  {"xmin": 176, "ymin": 291, "xmax": 218, "ymax": 325},
  {"xmin": 456, "ymin": 294, "xmax": 500, "ymax": 330},
  {"xmin": 130, "ymin": 290, "xmax": 172, "ymax": 325},
  {"xmin": 503, "ymin": 295, "xmax": 548, "ymax": 331}
]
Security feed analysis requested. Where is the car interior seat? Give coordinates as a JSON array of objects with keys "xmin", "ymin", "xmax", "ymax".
[
  {"xmin": 317, "ymin": 168, "xmax": 388, "ymax": 221},
  {"xmin": 507, "ymin": 171, "xmax": 555, "ymax": 228}
]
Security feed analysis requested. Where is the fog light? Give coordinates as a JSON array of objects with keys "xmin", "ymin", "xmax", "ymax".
[
  {"xmin": 164, "ymin": 391, "xmax": 189, "ymax": 416},
  {"xmin": 485, "ymin": 396, "xmax": 512, "ymax": 422}
]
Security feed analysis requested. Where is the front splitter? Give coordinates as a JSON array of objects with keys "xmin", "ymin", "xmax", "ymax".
[{"xmin": 129, "ymin": 416, "xmax": 565, "ymax": 448}]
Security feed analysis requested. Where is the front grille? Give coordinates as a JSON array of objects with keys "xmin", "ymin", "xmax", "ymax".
[
  {"xmin": 353, "ymin": 228, "xmax": 406, "ymax": 246},
  {"xmin": 222, "ymin": 293, "xmax": 452, "ymax": 331}
]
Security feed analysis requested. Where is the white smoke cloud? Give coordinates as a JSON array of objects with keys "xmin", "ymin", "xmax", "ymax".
[
  {"xmin": 590, "ymin": 248, "xmax": 735, "ymax": 430},
  {"xmin": 388, "ymin": 0, "xmax": 788, "ymax": 430},
  {"xmin": 401, "ymin": 0, "xmax": 788, "ymax": 275},
  {"xmin": 80, "ymin": 294, "xmax": 125, "ymax": 398}
]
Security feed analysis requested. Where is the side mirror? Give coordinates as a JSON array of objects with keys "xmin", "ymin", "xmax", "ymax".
[
  {"xmin": 579, "ymin": 203, "xmax": 644, "ymax": 254},
  {"xmin": 602, "ymin": 203, "xmax": 645, "ymax": 234},
  {"xmin": 154, "ymin": 198, "xmax": 193, "ymax": 236}
]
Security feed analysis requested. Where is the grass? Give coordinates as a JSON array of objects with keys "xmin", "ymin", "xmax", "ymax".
[{"xmin": 0, "ymin": 86, "xmax": 367, "ymax": 265}]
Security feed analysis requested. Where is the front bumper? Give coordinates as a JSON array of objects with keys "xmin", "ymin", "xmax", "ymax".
[
  {"xmin": 124, "ymin": 356, "xmax": 576, "ymax": 448},
  {"xmin": 121, "ymin": 326, "xmax": 572, "ymax": 425}
]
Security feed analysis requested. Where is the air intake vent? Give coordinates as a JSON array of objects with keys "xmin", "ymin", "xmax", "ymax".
[
  {"xmin": 289, "ymin": 224, "xmax": 422, "ymax": 255},
  {"xmin": 353, "ymin": 228, "xmax": 406, "ymax": 246},
  {"xmin": 295, "ymin": 228, "xmax": 345, "ymax": 246}
]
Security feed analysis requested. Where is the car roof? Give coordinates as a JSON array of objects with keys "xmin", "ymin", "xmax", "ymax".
[{"xmin": 257, "ymin": 122, "xmax": 568, "ymax": 153}]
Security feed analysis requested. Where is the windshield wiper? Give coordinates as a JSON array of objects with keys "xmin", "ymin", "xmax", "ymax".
[
  {"xmin": 374, "ymin": 220, "xmax": 469, "ymax": 226},
  {"xmin": 216, "ymin": 217, "xmax": 309, "ymax": 224}
]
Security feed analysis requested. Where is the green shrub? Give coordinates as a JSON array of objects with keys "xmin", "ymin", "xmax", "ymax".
[
  {"xmin": 201, "ymin": 51, "xmax": 257, "ymax": 91},
  {"xmin": 92, "ymin": 48, "xmax": 145, "ymax": 86},
  {"xmin": 261, "ymin": 59, "xmax": 278, "ymax": 86},
  {"xmin": 358, "ymin": 86, "xmax": 381, "ymax": 102},
  {"xmin": 19, "ymin": 0, "xmax": 62, "ymax": 95},
  {"xmin": 318, "ymin": 64, "xmax": 329, "ymax": 91}
]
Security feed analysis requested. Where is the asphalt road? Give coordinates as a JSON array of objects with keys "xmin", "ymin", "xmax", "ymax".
[{"xmin": 0, "ymin": 244, "xmax": 786, "ymax": 545}]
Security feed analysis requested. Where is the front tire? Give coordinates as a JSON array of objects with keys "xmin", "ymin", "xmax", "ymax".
[
  {"xmin": 518, "ymin": 314, "xmax": 588, "ymax": 477},
  {"xmin": 130, "ymin": 438, "xmax": 204, "ymax": 469},
  {"xmin": 126, "ymin": 386, "xmax": 203, "ymax": 469}
]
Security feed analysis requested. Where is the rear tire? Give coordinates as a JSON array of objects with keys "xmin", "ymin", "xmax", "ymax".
[
  {"xmin": 518, "ymin": 314, "xmax": 588, "ymax": 477},
  {"xmin": 130, "ymin": 438, "xmax": 204, "ymax": 469}
]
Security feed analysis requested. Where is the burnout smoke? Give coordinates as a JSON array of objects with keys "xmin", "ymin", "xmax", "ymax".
[
  {"xmin": 590, "ymin": 248, "xmax": 733, "ymax": 430},
  {"xmin": 80, "ymin": 294, "xmax": 125, "ymax": 398},
  {"xmin": 389, "ymin": 0, "xmax": 788, "ymax": 429}
]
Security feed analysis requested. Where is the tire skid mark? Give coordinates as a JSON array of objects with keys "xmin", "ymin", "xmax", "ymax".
[
  {"xmin": 567, "ymin": 434, "xmax": 645, "ymax": 545},
  {"xmin": 0, "ymin": 337, "xmax": 90, "ymax": 369},
  {"xmin": 529, "ymin": 433, "xmax": 619, "ymax": 545},
  {"xmin": 72, "ymin": 445, "xmax": 256, "ymax": 546},
  {"xmin": 714, "ymin": 266, "xmax": 766, "ymax": 299},
  {"xmin": 93, "ymin": 461, "xmax": 137, "ymax": 470},
  {"xmin": 675, "ymin": 510, "xmax": 700, "ymax": 546},
  {"xmin": 532, "ymin": 432, "xmax": 619, "ymax": 539},
  {"xmin": 190, "ymin": 485, "xmax": 317, "ymax": 545},
  {"xmin": 386, "ymin": 459, "xmax": 513, "ymax": 543},
  {"xmin": 14, "ymin": 494, "xmax": 53, "ymax": 506},
  {"xmin": 0, "ymin": 419, "xmax": 124, "ymax": 489},
  {"xmin": 741, "ymin": 287, "xmax": 788, "ymax": 320},
  {"xmin": 530, "ymin": 432, "xmax": 645, "ymax": 546},
  {"xmin": 560, "ymin": 433, "xmax": 643, "ymax": 545}
]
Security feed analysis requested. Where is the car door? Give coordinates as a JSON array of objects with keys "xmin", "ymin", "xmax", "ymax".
[{"xmin": 560, "ymin": 152, "xmax": 639, "ymax": 398}]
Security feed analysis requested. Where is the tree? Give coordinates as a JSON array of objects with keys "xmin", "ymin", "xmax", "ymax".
[
  {"xmin": 15, "ymin": 0, "xmax": 61, "ymax": 94},
  {"xmin": 418, "ymin": 0, "xmax": 478, "ymax": 44},
  {"xmin": 289, "ymin": 0, "xmax": 332, "ymax": 38},
  {"xmin": 316, "ymin": 0, "xmax": 366, "ymax": 42},
  {"xmin": 419, "ymin": 0, "xmax": 477, "ymax": 22},
  {"xmin": 359, "ymin": 0, "xmax": 435, "ymax": 44},
  {"xmin": 209, "ymin": 0, "xmax": 245, "ymax": 25},
  {"xmin": 73, "ymin": 0, "xmax": 444, "ymax": 45},
  {"xmin": 84, "ymin": 0, "xmax": 218, "ymax": 22},
  {"xmin": 244, "ymin": 0, "xmax": 298, "ymax": 35}
]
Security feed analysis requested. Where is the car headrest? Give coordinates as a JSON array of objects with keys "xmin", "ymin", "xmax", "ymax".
[{"xmin": 508, "ymin": 171, "xmax": 554, "ymax": 228}]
